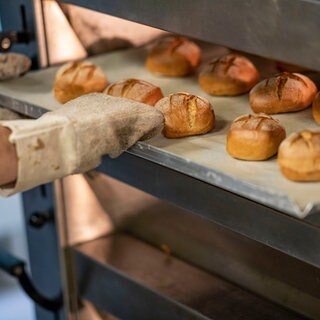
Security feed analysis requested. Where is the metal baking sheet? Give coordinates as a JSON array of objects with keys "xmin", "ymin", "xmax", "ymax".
[{"xmin": 0, "ymin": 45, "xmax": 319, "ymax": 218}]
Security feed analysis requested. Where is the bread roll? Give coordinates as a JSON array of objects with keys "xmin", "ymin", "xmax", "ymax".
[
  {"xmin": 227, "ymin": 114, "xmax": 286, "ymax": 161},
  {"xmin": 198, "ymin": 53, "xmax": 259, "ymax": 96},
  {"xmin": 0, "ymin": 53, "xmax": 31, "ymax": 80},
  {"xmin": 249, "ymin": 72, "xmax": 317, "ymax": 114},
  {"xmin": 146, "ymin": 36, "xmax": 201, "ymax": 77},
  {"xmin": 278, "ymin": 130, "xmax": 320, "ymax": 181},
  {"xmin": 155, "ymin": 92, "xmax": 215, "ymax": 138},
  {"xmin": 54, "ymin": 61, "xmax": 108, "ymax": 103},
  {"xmin": 104, "ymin": 78, "xmax": 163, "ymax": 106},
  {"xmin": 312, "ymin": 92, "xmax": 320, "ymax": 125}
]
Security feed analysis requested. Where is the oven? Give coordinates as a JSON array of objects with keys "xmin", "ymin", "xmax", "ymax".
[{"xmin": 0, "ymin": 1, "xmax": 320, "ymax": 319}]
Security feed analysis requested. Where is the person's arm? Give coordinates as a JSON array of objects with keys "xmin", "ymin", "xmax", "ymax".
[
  {"xmin": 0, "ymin": 93, "xmax": 163, "ymax": 197},
  {"xmin": 0, "ymin": 126, "xmax": 17, "ymax": 186}
]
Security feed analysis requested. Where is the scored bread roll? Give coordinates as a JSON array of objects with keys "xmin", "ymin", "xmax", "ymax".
[
  {"xmin": 104, "ymin": 78, "xmax": 164, "ymax": 106},
  {"xmin": 146, "ymin": 36, "xmax": 201, "ymax": 77},
  {"xmin": 278, "ymin": 130, "xmax": 320, "ymax": 181},
  {"xmin": 249, "ymin": 72, "xmax": 317, "ymax": 114},
  {"xmin": 227, "ymin": 114, "xmax": 286, "ymax": 161},
  {"xmin": 155, "ymin": 92, "xmax": 215, "ymax": 138},
  {"xmin": 198, "ymin": 53, "xmax": 259, "ymax": 96},
  {"xmin": 312, "ymin": 92, "xmax": 320, "ymax": 125},
  {"xmin": 54, "ymin": 61, "xmax": 108, "ymax": 103}
]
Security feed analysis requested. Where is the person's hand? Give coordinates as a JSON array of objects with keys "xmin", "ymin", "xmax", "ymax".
[{"xmin": 0, "ymin": 126, "xmax": 17, "ymax": 186}]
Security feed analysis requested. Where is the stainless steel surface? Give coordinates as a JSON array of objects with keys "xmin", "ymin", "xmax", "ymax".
[
  {"xmin": 42, "ymin": 0, "xmax": 87, "ymax": 65},
  {"xmin": 22, "ymin": 184, "xmax": 66, "ymax": 320},
  {"xmin": 0, "ymin": 93, "xmax": 47, "ymax": 118},
  {"xmin": 73, "ymin": 173, "xmax": 320, "ymax": 318},
  {"xmin": 74, "ymin": 233, "xmax": 305, "ymax": 320},
  {"xmin": 62, "ymin": 0, "xmax": 320, "ymax": 71},
  {"xmin": 98, "ymin": 153, "xmax": 320, "ymax": 270}
]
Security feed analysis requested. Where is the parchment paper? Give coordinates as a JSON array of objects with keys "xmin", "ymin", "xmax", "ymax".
[{"xmin": 0, "ymin": 45, "xmax": 319, "ymax": 218}]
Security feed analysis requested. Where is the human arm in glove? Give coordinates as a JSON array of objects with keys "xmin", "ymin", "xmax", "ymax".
[{"xmin": 0, "ymin": 93, "xmax": 163, "ymax": 196}]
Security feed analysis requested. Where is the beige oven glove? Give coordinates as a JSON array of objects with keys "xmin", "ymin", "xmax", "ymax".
[{"xmin": 0, "ymin": 93, "xmax": 163, "ymax": 196}]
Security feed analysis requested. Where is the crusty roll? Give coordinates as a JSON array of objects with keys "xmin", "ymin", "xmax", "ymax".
[
  {"xmin": 249, "ymin": 72, "xmax": 317, "ymax": 114},
  {"xmin": 278, "ymin": 130, "xmax": 320, "ymax": 181},
  {"xmin": 198, "ymin": 53, "xmax": 259, "ymax": 96},
  {"xmin": 104, "ymin": 78, "xmax": 164, "ymax": 106},
  {"xmin": 155, "ymin": 92, "xmax": 215, "ymax": 138},
  {"xmin": 227, "ymin": 114, "xmax": 286, "ymax": 161},
  {"xmin": 146, "ymin": 36, "xmax": 201, "ymax": 77},
  {"xmin": 54, "ymin": 61, "xmax": 108, "ymax": 103},
  {"xmin": 312, "ymin": 92, "xmax": 320, "ymax": 125},
  {"xmin": 0, "ymin": 53, "xmax": 31, "ymax": 80}
]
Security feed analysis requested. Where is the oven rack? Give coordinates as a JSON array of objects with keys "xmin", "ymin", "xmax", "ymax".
[
  {"xmin": 62, "ymin": 0, "xmax": 320, "ymax": 71},
  {"xmin": 74, "ymin": 233, "xmax": 304, "ymax": 320},
  {"xmin": 0, "ymin": 46, "xmax": 320, "ymax": 269}
]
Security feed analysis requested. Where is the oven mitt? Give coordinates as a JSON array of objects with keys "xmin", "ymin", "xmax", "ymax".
[
  {"xmin": 0, "ymin": 93, "xmax": 163, "ymax": 196},
  {"xmin": 0, "ymin": 107, "xmax": 24, "ymax": 120},
  {"xmin": 0, "ymin": 53, "xmax": 31, "ymax": 81}
]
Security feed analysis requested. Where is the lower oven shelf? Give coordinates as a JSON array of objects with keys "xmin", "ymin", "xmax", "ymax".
[{"xmin": 73, "ymin": 233, "xmax": 305, "ymax": 320}]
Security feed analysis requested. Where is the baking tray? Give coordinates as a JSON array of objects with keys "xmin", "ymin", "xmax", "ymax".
[{"xmin": 0, "ymin": 45, "xmax": 319, "ymax": 218}]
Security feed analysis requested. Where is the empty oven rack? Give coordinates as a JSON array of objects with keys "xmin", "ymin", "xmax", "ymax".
[{"xmin": 74, "ymin": 233, "xmax": 305, "ymax": 320}]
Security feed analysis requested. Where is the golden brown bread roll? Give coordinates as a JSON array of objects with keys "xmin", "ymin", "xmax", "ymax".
[
  {"xmin": 312, "ymin": 92, "xmax": 320, "ymax": 125},
  {"xmin": 146, "ymin": 36, "xmax": 201, "ymax": 77},
  {"xmin": 249, "ymin": 72, "xmax": 317, "ymax": 114},
  {"xmin": 227, "ymin": 114, "xmax": 286, "ymax": 161},
  {"xmin": 278, "ymin": 130, "xmax": 320, "ymax": 181},
  {"xmin": 54, "ymin": 61, "xmax": 108, "ymax": 103},
  {"xmin": 155, "ymin": 92, "xmax": 215, "ymax": 138},
  {"xmin": 198, "ymin": 53, "xmax": 259, "ymax": 96},
  {"xmin": 104, "ymin": 78, "xmax": 164, "ymax": 106}
]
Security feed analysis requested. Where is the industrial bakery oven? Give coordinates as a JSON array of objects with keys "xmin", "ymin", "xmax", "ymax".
[{"xmin": 0, "ymin": 1, "xmax": 320, "ymax": 319}]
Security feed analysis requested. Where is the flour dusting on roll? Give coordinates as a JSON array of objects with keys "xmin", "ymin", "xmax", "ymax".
[
  {"xmin": 249, "ymin": 72, "xmax": 317, "ymax": 114},
  {"xmin": 278, "ymin": 130, "xmax": 320, "ymax": 181},
  {"xmin": 104, "ymin": 78, "xmax": 163, "ymax": 106},
  {"xmin": 155, "ymin": 92, "xmax": 215, "ymax": 138},
  {"xmin": 146, "ymin": 36, "xmax": 201, "ymax": 77},
  {"xmin": 199, "ymin": 53, "xmax": 259, "ymax": 96},
  {"xmin": 227, "ymin": 113, "xmax": 286, "ymax": 161},
  {"xmin": 54, "ymin": 61, "xmax": 108, "ymax": 103}
]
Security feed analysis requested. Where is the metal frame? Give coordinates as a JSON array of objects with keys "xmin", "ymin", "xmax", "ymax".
[
  {"xmin": 0, "ymin": 0, "xmax": 48, "ymax": 67},
  {"xmin": 74, "ymin": 233, "xmax": 304, "ymax": 320},
  {"xmin": 62, "ymin": 0, "xmax": 320, "ymax": 71},
  {"xmin": 98, "ymin": 153, "xmax": 320, "ymax": 268},
  {"xmin": 22, "ymin": 184, "xmax": 65, "ymax": 320}
]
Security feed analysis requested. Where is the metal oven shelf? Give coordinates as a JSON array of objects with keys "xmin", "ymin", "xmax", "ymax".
[
  {"xmin": 1, "ymin": 47, "xmax": 320, "ymax": 268},
  {"xmin": 99, "ymin": 152, "xmax": 320, "ymax": 269},
  {"xmin": 74, "ymin": 233, "xmax": 305, "ymax": 320},
  {"xmin": 62, "ymin": 0, "xmax": 320, "ymax": 71},
  {"xmin": 0, "ymin": 46, "xmax": 319, "ymax": 219}
]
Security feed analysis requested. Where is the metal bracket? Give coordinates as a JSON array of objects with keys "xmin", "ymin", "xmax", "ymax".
[{"xmin": 0, "ymin": 250, "xmax": 62, "ymax": 312}]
